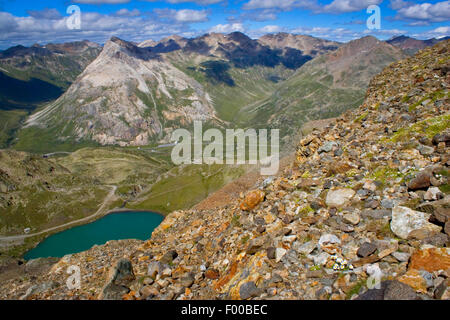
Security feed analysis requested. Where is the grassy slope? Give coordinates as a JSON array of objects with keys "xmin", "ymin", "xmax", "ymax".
[
  {"xmin": 127, "ymin": 163, "xmax": 250, "ymax": 214},
  {"xmin": 0, "ymin": 109, "xmax": 27, "ymax": 148},
  {"xmin": 170, "ymin": 53, "xmax": 294, "ymax": 126}
]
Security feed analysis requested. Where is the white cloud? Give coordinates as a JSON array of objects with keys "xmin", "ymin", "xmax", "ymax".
[
  {"xmin": 115, "ymin": 8, "xmax": 141, "ymax": 17},
  {"xmin": 389, "ymin": 0, "xmax": 411, "ymax": 10},
  {"xmin": 73, "ymin": 0, "xmax": 131, "ymax": 4},
  {"xmin": 321, "ymin": 0, "xmax": 383, "ymax": 13},
  {"xmin": 175, "ymin": 9, "xmax": 208, "ymax": 22},
  {"xmin": 0, "ymin": 9, "xmax": 203, "ymax": 49},
  {"xmin": 155, "ymin": 9, "xmax": 209, "ymax": 23},
  {"xmin": 144, "ymin": 0, "xmax": 223, "ymax": 4},
  {"xmin": 413, "ymin": 26, "xmax": 450, "ymax": 39},
  {"xmin": 433, "ymin": 26, "xmax": 450, "ymax": 34},
  {"xmin": 243, "ymin": 0, "xmax": 318, "ymax": 11},
  {"xmin": 259, "ymin": 25, "xmax": 283, "ymax": 33},
  {"xmin": 247, "ymin": 24, "xmax": 285, "ymax": 38},
  {"xmin": 395, "ymin": 1, "xmax": 450, "ymax": 23},
  {"xmin": 290, "ymin": 26, "xmax": 365, "ymax": 41},
  {"xmin": 27, "ymin": 8, "xmax": 62, "ymax": 20},
  {"xmin": 209, "ymin": 23, "xmax": 245, "ymax": 33},
  {"xmin": 0, "ymin": 12, "xmax": 18, "ymax": 32}
]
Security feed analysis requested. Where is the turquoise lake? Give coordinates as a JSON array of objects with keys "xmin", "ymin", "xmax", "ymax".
[{"xmin": 24, "ymin": 211, "xmax": 164, "ymax": 260}]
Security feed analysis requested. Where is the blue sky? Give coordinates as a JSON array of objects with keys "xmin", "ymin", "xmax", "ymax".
[{"xmin": 0, "ymin": 0, "xmax": 448, "ymax": 48}]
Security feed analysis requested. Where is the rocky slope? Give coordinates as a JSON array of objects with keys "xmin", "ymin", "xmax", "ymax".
[{"xmin": 2, "ymin": 40, "xmax": 448, "ymax": 300}]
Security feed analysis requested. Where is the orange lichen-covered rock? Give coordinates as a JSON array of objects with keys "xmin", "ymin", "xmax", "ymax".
[
  {"xmin": 240, "ymin": 190, "xmax": 265, "ymax": 211},
  {"xmin": 205, "ymin": 269, "xmax": 221, "ymax": 280},
  {"xmin": 398, "ymin": 269, "xmax": 427, "ymax": 293},
  {"xmin": 409, "ymin": 248, "xmax": 450, "ymax": 272}
]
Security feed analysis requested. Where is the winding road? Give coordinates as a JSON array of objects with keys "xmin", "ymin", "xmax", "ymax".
[{"xmin": 0, "ymin": 185, "xmax": 117, "ymax": 242}]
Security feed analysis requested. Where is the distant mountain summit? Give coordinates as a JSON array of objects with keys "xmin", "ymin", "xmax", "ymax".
[
  {"xmin": 386, "ymin": 35, "xmax": 449, "ymax": 55},
  {"xmin": 0, "ymin": 40, "xmax": 101, "ymax": 88},
  {"xmin": 258, "ymin": 32, "xmax": 340, "ymax": 56}
]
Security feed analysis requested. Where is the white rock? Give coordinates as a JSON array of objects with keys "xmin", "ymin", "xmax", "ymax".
[
  {"xmin": 363, "ymin": 180, "xmax": 377, "ymax": 192},
  {"xmin": 282, "ymin": 235, "xmax": 297, "ymax": 244},
  {"xmin": 295, "ymin": 241, "xmax": 317, "ymax": 255},
  {"xmin": 326, "ymin": 188, "xmax": 356, "ymax": 208},
  {"xmin": 319, "ymin": 234, "xmax": 341, "ymax": 247},
  {"xmin": 424, "ymin": 187, "xmax": 443, "ymax": 201},
  {"xmin": 392, "ymin": 251, "xmax": 411, "ymax": 262},
  {"xmin": 275, "ymin": 248, "xmax": 287, "ymax": 263},
  {"xmin": 313, "ymin": 252, "xmax": 330, "ymax": 266},
  {"xmin": 391, "ymin": 206, "xmax": 442, "ymax": 239},
  {"xmin": 343, "ymin": 212, "xmax": 360, "ymax": 225}
]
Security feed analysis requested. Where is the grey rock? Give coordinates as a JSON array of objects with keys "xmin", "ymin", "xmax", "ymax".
[
  {"xmin": 383, "ymin": 280, "xmax": 418, "ymax": 300},
  {"xmin": 266, "ymin": 247, "xmax": 276, "ymax": 260},
  {"xmin": 318, "ymin": 141, "xmax": 338, "ymax": 154},
  {"xmin": 391, "ymin": 206, "xmax": 441, "ymax": 239},
  {"xmin": 246, "ymin": 237, "xmax": 266, "ymax": 255},
  {"xmin": 381, "ymin": 199, "xmax": 396, "ymax": 209},
  {"xmin": 101, "ymin": 283, "xmax": 131, "ymax": 300},
  {"xmin": 417, "ymin": 144, "xmax": 435, "ymax": 156},
  {"xmin": 421, "ymin": 233, "xmax": 449, "ymax": 247},
  {"xmin": 408, "ymin": 171, "xmax": 432, "ymax": 190},
  {"xmin": 110, "ymin": 258, "xmax": 135, "ymax": 283},
  {"xmin": 361, "ymin": 209, "xmax": 392, "ymax": 219},
  {"xmin": 148, "ymin": 261, "xmax": 164, "ymax": 278},
  {"xmin": 357, "ymin": 242, "xmax": 377, "ymax": 258},
  {"xmin": 239, "ymin": 281, "xmax": 260, "ymax": 300},
  {"xmin": 391, "ymin": 251, "xmax": 411, "ymax": 262},
  {"xmin": 356, "ymin": 281, "xmax": 417, "ymax": 300},
  {"xmin": 180, "ymin": 273, "xmax": 195, "ymax": 288},
  {"xmin": 20, "ymin": 281, "xmax": 59, "ymax": 300},
  {"xmin": 295, "ymin": 240, "xmax": 316, "ymax": 255},
  {"xmin": 100, "ymin": 258, "xmax": 135, "ymax": 300},
  {"xmin": 160, "ymin": 250, "xmax": 178, "ymax": 265}
]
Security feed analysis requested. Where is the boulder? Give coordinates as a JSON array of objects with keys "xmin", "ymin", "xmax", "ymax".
[
  {"xmin": 357, "ymin": 242, "xmax": 377, "ymax": 258},
  {"xmin": 407, "ymin": 172, "xmax": 432, "ymax": 190},
  {"xmin": 356, "ymin": 280, "xmax": 417, "ymax": 300},
  {"xmin": 239, "ymin": 281, "xmax": 260, "ymax": 300},
  {"xmin": 409, "ymin": 248, "xmax": 450, "ymax": 272},
  {"xmin": 240, "ymin": 190, "xmax": 265, "ymax": 211},
  {"xmin": 100, "ymin": 258, "xmax": 135, "ymax": 300},
  {"xmin": 391, "ymin": 206, "xmax": 441, "ymax": 239}
]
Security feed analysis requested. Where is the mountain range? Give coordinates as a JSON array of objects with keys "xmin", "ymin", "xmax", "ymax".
[
  {"xmin": 0, "ymin": 32, "xmax": 409, "ymax": 153},
  {"xmin": 0, "ymin": 33, "xmax": 447, "ymax": 153}
]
